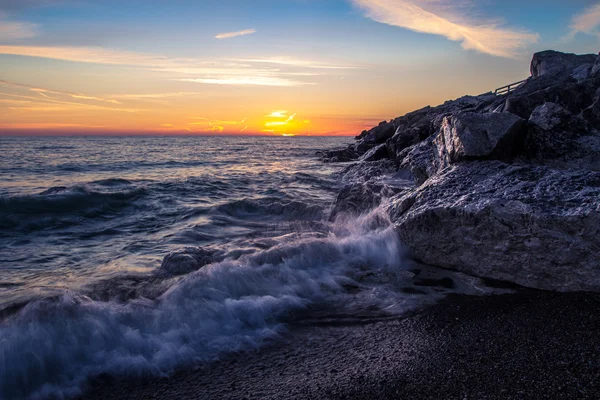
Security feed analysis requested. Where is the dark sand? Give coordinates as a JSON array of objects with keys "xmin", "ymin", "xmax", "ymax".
[{"xmin": 83, "ymin": 291, "xmax": 600, "ymax": 400}]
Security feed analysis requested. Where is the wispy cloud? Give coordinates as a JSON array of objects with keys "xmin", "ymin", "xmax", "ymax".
[
  {"xmin": 180, "ymin": 77, "xmax": 314, "ymax": 87},
  {"xmin": 0, "ymin": 79, "xmax": 121, "ymax": 104},
  {"xmin": 187, "ymin": 116, "xmax": 248, "ymax": 133},
  {"xmin": 215, "ymin": 29, "xmax": 256, "ymax": 39},
  {"xmin": 265, "ymin": 113, "xmax": 296, "ymax": 127},
  {"xmin": 232, "ymin": 57, "xmax": 358, "ymax": 69},
  {"xmin": 0, "ymin": 12, "xmax": 37, "ymax": 40},
  {"xmin": 0, "ymin": 46, "xmax": 324, "ymax": 87},
  {"xmin": 350, "ymin": 0, "xmax": 538, "ymax": 58},
  {"xmin": 567, "ymin": 3, "xmax": 600, "ymax": 39},
  {"xmin": 266, "ymin": 110, "xmax": 289, "ymax": 118}
]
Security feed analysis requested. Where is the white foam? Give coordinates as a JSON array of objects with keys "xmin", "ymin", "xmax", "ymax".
[{"xmin": 0, "ymin": 210, "xmax": 406, "ymax": 399}]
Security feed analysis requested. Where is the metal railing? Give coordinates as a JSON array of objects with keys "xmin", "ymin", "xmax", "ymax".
[{"xmin": 494, "ymin": 79, "xmax": 528, "ymax": 95}]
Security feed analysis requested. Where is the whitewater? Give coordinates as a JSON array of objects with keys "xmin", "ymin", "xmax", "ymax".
[{"xmin": 0, "ymin": 136, "xmax": 498, "ymax": 399}]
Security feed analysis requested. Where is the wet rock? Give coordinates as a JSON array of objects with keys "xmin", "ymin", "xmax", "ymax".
[
  {"xmin": 157, "ymin": 247, "xmax": 216, "ymax": 276},
  {"xmin": 390, "ymin": 162, "xmax": 600, "ymax": 292},
  {"xmin": 329, "ymin": 182, "xmax": 404, "ymax": 221},
  {"xmin": 319, "ymin": 147, "xmax": 359, "ymax": 163}
]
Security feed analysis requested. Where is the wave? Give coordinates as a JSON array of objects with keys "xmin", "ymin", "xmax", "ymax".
[
  {"xmin": 0, "ymin": 186, "xmax": 146, "ymax": 216},
  {"xmin": 216, "ymin": 198, "xmax": 325, "ymax": 221},
  {"xmin": 0, "ymin": 210, "xmax": 406, "ymax": 399},
  {"xmin": 0, "ymin": 186, "xmax": 147, "ymax": 232}
]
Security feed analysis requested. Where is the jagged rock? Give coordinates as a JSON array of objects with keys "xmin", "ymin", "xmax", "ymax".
[
  {"xmin": 323, "ymin": 50, "xmax": 600, "ymax": 292},
  {"xmin": 530, "ymin": 50, "xmax": 597, "ymax": 79},
  {"xmin": 525, "ymin": 102, "xmax": 600, "ymax": 169},
  {"xmin": 157, "ymin": 247, "xmax": 215, "ymax": 276},
  {"xmin": 390, "ymin": 161, "xmax": 600, "ymax": 292},
  {"xmin": 581, "ymin": 90, "xmax": 600, "ymax": 128},
  {"xmin": 334, "ymin": 159, "xmax": 399, "ymax": 183},
  {"xmin": 329, "ymin": 183, "xmax": 404, "ymax": 221},
  {"xmin": 360, "ymin": 143, "xmax": 389, "ymax": 162},
  {"xmin": 572, "ymin": 63, "xmax": 593, "ymax": 82},
  {"xmin": 434, "ymin": 112, "xmax": 526, "ymax": 166},
  {"xmin": 364, "ymin": 121, "xmax": 395, "ymax": 144},
  {"xmin": 400, "ymin": 139, "xmax": 439, "ymax": 186}
]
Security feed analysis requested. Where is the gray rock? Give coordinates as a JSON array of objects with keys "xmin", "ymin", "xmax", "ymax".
[
  {"xmin": 572, "ymin": 63, "xmax": 593, "ymax": 82},
  {"xmin": 364, "ymin": 121, "xmax": 395, "ymax": 144},
  {"xmin": 329, "ymin": 182, "xmax": 404, "ymax": 221},
  {"xmin": 434, "ymin": 112, "xmax": 526, "ymax": 166},
  {"xmin": 400, "ymin": 139, "xmax": 439, "ymax": 186},
  {"xmin": 525, "ymin": 102, "xmax": 600, "ymax": 169},
  {"xmin": 360, "ymin": 143, "xmax": 389, "ymax": 162},
  {"xmin": 390, "ymin": 161, "xmax": 600, "ymax": 292},
  {"xmin": 530, "ymin": 50, "xmax": 597, "ymax": 79},
  {"xmin": 334, "ymin": 159, "xmax": 399, "ymax": 183},
  {"xmin": 157, "ymin": 247, "xmax": 215, "ymax": 276}
]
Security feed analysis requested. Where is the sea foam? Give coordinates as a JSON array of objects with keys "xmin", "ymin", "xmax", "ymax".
[{"xmin": 0, "ymin": 209, "xmax": 405, "ymax": 399}]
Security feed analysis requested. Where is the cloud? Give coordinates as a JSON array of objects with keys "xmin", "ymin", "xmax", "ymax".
[
  {"xmin": 0, "ymin": 79, "xmax": 121, "ymax": 104},
  {"xmin": 186, "ymin": 116, "xmax": 248, "ymax": 133},
  {"xmin": 179, "ymin": 76, "xmax": 314, "ymax": 87},
  {"xmin": 232, "ymin": 57, "xmax": 358, "ymax": 69},
  {"xmin": 567, "ymin": 3, "xmax": 600, "ymax": 39},
  {"xmin": 0, "ymin": 46, "xmax": 323, "ymax": 87},
  {"xmin": 266, "ymin": 110, "xmax": 289, "ymax": 118},
  {"xmin": 215, "ymin": 29, "xmax": 256, "ymax": 39},
  {"xmin": 0, "ymin": 45, "xmax": 167, "ymax": 65},
  {"xmin": 0, "ymin": 13, "xmax": 37, "ymax": 40},
  {"xmin": 264, "ymin": 112, "xmax": 296, "ymax": 127},
  {"xmin": 350, "ymin": 0, "xmax": 538, "ymax": 58}
]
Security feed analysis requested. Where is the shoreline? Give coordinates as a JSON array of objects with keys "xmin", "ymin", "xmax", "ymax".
[{"xmin": 83, "ymin": 290, "xmax": 600, "ymax": 400}]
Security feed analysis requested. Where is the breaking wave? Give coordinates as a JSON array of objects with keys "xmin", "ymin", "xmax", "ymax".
[{"xmin": 0, "ymin": 210, "xmax": 405, "ymax": 399}]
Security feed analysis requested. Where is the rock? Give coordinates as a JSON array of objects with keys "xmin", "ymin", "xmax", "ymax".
[
  {"xmin": 530, "ymin": 50, "xmax": 597, "ymax": 79},
  {"xmin": 157, "ymin": 247, "xmax": 215, "ymax": 276},
  {"xmin": 572, "ymin": 64, "xmax": 593, "ymax": 82},
  {"xmin": 525, "ymin": 102, "xmax": 600, "ymax": 169},
  {"xmin": 329, "ymin": 182, "xmax": 403, "ymax": 221},
  {"xmin": 334, "ymin": 159, "xmax": 399, "ymax": 183},
  {"xmin": 360, "ymin": 143, "xmax": 389, "ymax": 162},
  {"xmin": 400, "ymin": 139, "xmax": 439, "ymax": 185},
  {"xmin": 364, "ymin": 121, "xmax": 395, "ymax": 144},
  {"xmin": 319, "ymin": 147, "xmax": 359, "ymax": 163},
  {"xmin": 390, "ymin": 161, "xmax": 600, "ymax": 292},
  {"xmin": 434, "ymin": 112, "xmax": 526, "ymax": 166}
]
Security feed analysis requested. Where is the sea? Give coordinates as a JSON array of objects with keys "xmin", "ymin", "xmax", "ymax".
[{"xmin": 0, "ymin": 136, "xmax": 495, "ymax": 399}]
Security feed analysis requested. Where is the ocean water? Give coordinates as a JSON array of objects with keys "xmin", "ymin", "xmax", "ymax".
[{"xmin": 0, "ymin": 136, "xmax": 494, "ymax": 399}]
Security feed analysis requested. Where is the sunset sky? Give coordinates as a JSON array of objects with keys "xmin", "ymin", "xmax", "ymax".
[{"xmin": 1, "ymin": 0, "xmax": 599, "ymax": 136}]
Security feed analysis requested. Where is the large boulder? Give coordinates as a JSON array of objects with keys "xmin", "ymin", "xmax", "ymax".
[
  {"xmin": 434, "ymin": 112, "xmax": 526, "ymax": 166},
  {"xmin": 525, "ymin": 102, "xmax": 600, "ymax": 170},
  {"xmin": 390, "ymin": 161, "xmax": 600, "ymax": 292},
  {"xmin": 530, "ymin": 50, "xmax": 597, "ymax": 79}
]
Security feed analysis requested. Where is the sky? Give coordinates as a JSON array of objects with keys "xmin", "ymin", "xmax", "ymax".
[{"xmin": 0, "ymin": 0, "xmax": 599, "ymax": 136}]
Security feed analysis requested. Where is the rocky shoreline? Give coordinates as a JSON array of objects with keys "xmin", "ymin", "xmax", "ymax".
[{"xmin": 321, "ymin": 50, "xmax": 600, "ymax": 292}]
